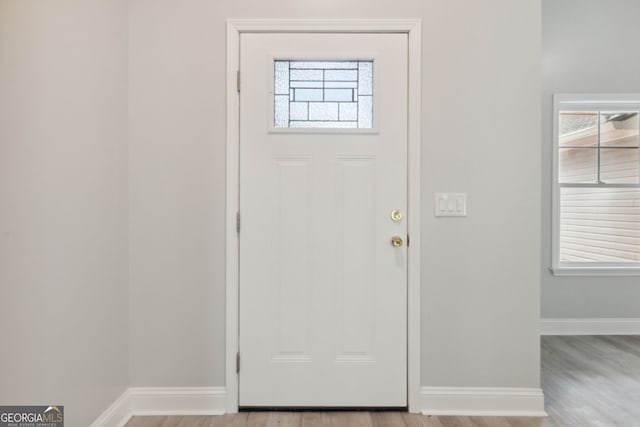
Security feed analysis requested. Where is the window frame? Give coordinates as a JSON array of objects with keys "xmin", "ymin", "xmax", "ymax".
[{"xmin": 552, "ymin": 94, "xmax": 640, "ymax": 276}]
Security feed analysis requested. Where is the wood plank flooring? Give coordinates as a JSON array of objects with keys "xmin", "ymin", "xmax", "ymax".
[
  {"xmin": 126, "ymin": 336, "xmax": 640, "ymax": 427},
  {"xmin": 542, "ymin": 335, "xmax": 640, "ymax": 427},
  {"xmin": 125, "ymin": 413, "xmax": 548, "ymax": 427}
]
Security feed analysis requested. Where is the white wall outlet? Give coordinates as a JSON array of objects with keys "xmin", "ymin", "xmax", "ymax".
[{"xmin": 434, "ymin": 193, "xmax": 467, "ymax": 217}]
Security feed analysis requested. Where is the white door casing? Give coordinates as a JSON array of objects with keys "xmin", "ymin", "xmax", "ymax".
[
  {"xmin": 225, "ymin": 19, "xmax": 422, "ymax": 413},
  {"xmin": 239, "ymin": 32, "xmax": 406, "ymax": 407}
]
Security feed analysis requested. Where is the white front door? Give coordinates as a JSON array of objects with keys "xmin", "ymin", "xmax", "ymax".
[{"xmin": 239, "ymin": 32, "xmax": 408, "ymax": 407}]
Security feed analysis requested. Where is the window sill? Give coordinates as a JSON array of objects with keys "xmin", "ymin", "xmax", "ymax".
[{"xmin": 550, "ymin": 265, "xmax": 640, "ymax": 277}]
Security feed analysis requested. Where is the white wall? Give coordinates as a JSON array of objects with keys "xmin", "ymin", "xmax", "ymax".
[
  {"xmin": 542, "ymin": 0, "xmax": 640, "ymax": 318},
  {"xmin": 0, "ymin": 1, "xmax": 129, "ymax": 425},
  {"xmin": 129, "ymin": 0, "xmax": 541, "ymax": 390}
]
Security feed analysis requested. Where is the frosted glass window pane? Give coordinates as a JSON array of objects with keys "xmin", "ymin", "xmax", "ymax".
[
  {"xmin": 324, "ymin": 89, "xmax": 354, "ymax": 102},
  {"xmin": 273, "ymin": 60, "xmax": 373, "ymax": 129},
  {"xmin": 274, "ymin": 61, "xmax": 289, "ymax": 95},
  {"xmin": 325, "ymin": 70, "xmax": 358, "ymax": 81},
  {"xmin": 358, "ymin": 96, "xmax": 373, "ymax": 128},
  {"xmin": 274, "ymin": 95, "xmax": 289, "ymax": 128},
  {"xmin": 293, "ymin": 89, "xmax": 324, "ymax": 102},
  {"xmin": 290, "ymin": 121, "xmax": 357, "ymax": 128},
  {"xmin": 291, "ymin": 81, "xmax": 324, "ymax": 88},
  {"xmin": 358, "ymin": 62, "xmax": 373, "ymax": 95},
  {"xmin": 290, "ymin": 61, "xmax": 358, "ymax": 69},
  {"xmin": 325, "ymin": 81, "xmax": 358, "ymax": 89},
  {"xmin": 339, "ymin": 103, "xmax": 358, "ymax": 121},
  {"xmin": 290, "ymin": 69, "xmax": 323, "ymax": 81},
  {"xmin": 290, "ymin": 102, "xmax": 308, "ymax": 121},
  {"xmin": 309, "ymin": 103, "xmax": 338, "ymax": 121}
]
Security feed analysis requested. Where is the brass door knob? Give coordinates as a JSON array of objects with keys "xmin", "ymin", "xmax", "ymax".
[
  {"xmin": 391, "ymin": 209, "xmax": 403, "ymax": 221},
  {"xmin": 391, "ymin": 236, "xmax": 403, "ymax": 247}
]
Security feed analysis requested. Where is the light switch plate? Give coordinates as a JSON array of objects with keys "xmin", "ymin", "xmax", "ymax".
[{"xmin": 434, "ymin": 193, "xmax": 467, "ymax": 217}]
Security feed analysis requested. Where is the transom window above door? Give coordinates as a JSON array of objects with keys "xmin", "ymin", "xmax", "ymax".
[{"xmin": 273, "ymin": 60, "xmax": 374, "ymax": 129}]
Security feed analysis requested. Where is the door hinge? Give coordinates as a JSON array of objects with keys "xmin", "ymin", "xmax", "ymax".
[
  {"xmin": 236, "ymin": 352, "xmax": 240, "ymax": 374},
  {"xmin": 236, "ymin": 70, "xmax": 241, "ymax": 93},
  {"xmin": 236, "ymin": 212, "xmax": 241, "ymax": 233},
  {"xmin": 407, "ymin": 234, "xmax": 410, "ymax": 247}
]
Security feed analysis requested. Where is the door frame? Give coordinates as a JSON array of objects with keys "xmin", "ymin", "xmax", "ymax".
[{"xmin": 225, "ymin": 18, "xmax": 422, "ymax": 413}]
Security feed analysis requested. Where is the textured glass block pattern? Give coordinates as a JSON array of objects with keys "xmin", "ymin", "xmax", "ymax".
[{"xmin": 274, "ymin": 60, "xmax": 373, "ymax": 129}]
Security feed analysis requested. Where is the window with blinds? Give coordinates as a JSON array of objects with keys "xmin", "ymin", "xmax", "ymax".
[{"xmin": 553, "ymin": 95, "xmax": 640, "ymax": 274}]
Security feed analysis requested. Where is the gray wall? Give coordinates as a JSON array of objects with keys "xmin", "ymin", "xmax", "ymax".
[
  {"xmin": 0, "ymin": 1, "xmax": 542, "ymax": 418},
  {"xmin": 0, "ymin": 1, "xmax": 129, "ymax": 425},
  {"xmin": 129, "ymin": 0, "xmax": 542, "ymax": 389},
  {"xmin": 542, "ymin": 0, "xmax": 640, "ymax": 318}
]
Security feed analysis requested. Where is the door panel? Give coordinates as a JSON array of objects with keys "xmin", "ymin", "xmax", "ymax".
[
  {"xmin": 239, "ymin": 33, "xmax": 408, "ymax": 407},
  {"xmin": 335, "ymin": 157, "xmax": 376, "ymax": 360},
  {"xmin": 274, "ymin": 157, "xmax": 311, "ymax": 358}
]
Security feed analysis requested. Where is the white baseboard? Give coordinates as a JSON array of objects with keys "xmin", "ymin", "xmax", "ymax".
[
  {"xmin": 94, "ymin": 385, "xmax": 547, "ymax": 422},
  {"xmin": 89, "ymin": 389, "xmax": 132, "ymax": 427},
  {"xmin": 420, "ymin": 387, "xmax": 546, "ymax": 417},
  {"xmin": 541, "ymin": 318, "xmax": 640, "ymax": 335},
  {"xmin": 129, "ymin": 387, "xmax": 226, "ymax": 415},
  {"xmin": 91, "ymin": 387, "xmax": 227, "ymax": 426}
]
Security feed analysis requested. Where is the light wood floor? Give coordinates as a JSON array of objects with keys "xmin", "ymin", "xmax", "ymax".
[
  {"xmin": 126, "ymin": 336, "xmax": 640, "ymax": 427},
  {"xmin": 542, "ymin": 335, "xmax": 640, "ymax": 427},
  {"xmin": 125, "ymin": 413, "xmax": 548, "ymax": 427}
]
